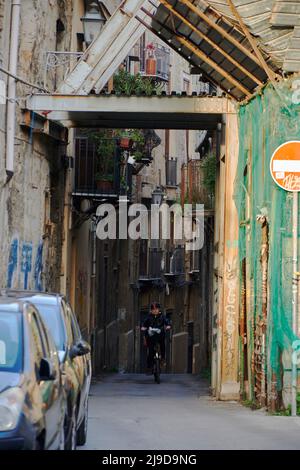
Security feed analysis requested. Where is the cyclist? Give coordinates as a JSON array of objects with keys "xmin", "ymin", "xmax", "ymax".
[{"xmin": 141, "ymin": 302, "xmax": 171, "ymax": 374}]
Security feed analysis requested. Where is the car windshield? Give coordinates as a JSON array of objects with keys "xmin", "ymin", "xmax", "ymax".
[
  {"xmin": 31, "ymin": 302, "xmax": 66, "ymax": 351},
  {"xmin": 0, "ymin": 312, "xmax": 23, "ymax": 373}
]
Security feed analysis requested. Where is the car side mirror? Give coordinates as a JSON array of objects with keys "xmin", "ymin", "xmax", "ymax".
[
  {"xmin": 69, "ymin": 340, "xmax": 91, "ymax": 359},
  {"xmin": 39, "ymin": 358, "xmax": 56, "ymax": 381}
]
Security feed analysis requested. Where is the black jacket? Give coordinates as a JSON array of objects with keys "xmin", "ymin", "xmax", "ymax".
[{"xmin": 142, "ymin": 313, "xmax": 170, "ymax": 335}]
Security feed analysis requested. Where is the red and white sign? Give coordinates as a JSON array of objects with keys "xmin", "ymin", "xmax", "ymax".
[{"xmin": 270, "ymin": 141, "xmax": 300, "ymax": 192}]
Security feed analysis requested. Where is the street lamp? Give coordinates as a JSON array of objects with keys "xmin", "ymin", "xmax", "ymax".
[
  {"xmin": 81, "ymin": 2, "xmax": 106, "ymax": 46},
  {"xmin": 152, "ymin": 186, "xmax": 164, "ymax": 206}
]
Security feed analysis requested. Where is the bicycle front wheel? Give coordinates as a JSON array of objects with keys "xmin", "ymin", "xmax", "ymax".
[{"xmin": 154, "ymin": 357, "xmax": 161, "ymax": 384}]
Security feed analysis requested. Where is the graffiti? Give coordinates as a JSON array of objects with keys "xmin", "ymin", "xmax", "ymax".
[
  {"xmin": 21, "ymin": 243, "xmax": 33, "ymax": 290},
  {"xmin": 6, "ymin": 239, "xmax": 44, "ymax": 291},
  {"xmin": 7, "ymin": 239, "xmax": 18, "ymax": 288},
  {"xmin": 34, "ymin": 242, "xmax": 43, "ymax": 291},
  {"xmin": 224, "ymin": 259, "xmax": 238, "ymax": 376}
]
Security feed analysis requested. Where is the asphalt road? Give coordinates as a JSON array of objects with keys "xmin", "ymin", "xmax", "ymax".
[{"xmin": 81, "ymin": 374, "xmax": 300, "ymax": 450}]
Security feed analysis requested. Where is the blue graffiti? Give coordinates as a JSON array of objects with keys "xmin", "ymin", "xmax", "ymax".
[
  {"xmin": 7, "ymin": 239, "xmax": 18, "ymax": 288},
  {"xmin": 21, "ymin": 243, "xmax": 33, "ymax": 290},
  {"xmin": 7, "ymin": 239, "xmax": 43, "ymax": 290},
  {"xmin": 34, "ymin": 242, "xmax": 43, "ymax": 291}
]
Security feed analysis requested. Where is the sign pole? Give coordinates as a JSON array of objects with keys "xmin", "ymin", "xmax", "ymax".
[
  {"xmin": 292, "ymin": 191, "xmax": 298, "ymax": 417},
  {"xmin": 270, "ymin": 141, "xmax": 300, "ymax": 416}
]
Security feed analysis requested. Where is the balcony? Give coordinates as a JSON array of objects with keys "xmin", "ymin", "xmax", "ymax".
[
  {"xmin": 164, "ymin": 246, "xmax": 185, "ymax": 281},
  {"xmin": 73, "ymin": 134, "xmax": 121, "ymax": 200},
  {"xmin": 139, "ymin": 245, "xmax": 164, "ymax": 281},
  {"xmin": 166, "ymin": 158, "xmax": 177, "ymax": 187},
  {"xmin": 181, "ymin": 159, "xmax": 215, "ymax": 211},
  {"xmin": 43, "ymin": 51, "xmax": 83, "ymax": 92},
  {"xmin": 139, "ymin": 43, "xmax": 170, "ymax": 82}
]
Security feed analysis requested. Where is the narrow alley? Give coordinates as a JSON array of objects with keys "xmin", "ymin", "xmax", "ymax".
[
  {"xmin": 1, "ymin": 0, "xmax": 300, "ymax": 457},
  {"xmin": 83, "ymin": 374, "xmax": 300, "ymax": 450}
]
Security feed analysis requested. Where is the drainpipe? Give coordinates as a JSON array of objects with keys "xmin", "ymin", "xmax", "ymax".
[{"xmin": 6, "ymin": 0, "xmax": 21, "ymax": 181}]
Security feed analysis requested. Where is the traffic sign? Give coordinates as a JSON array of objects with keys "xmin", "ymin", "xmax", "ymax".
[{"xmin": 270, "ymin": 141, "xmax": 300, "ymax": 192}]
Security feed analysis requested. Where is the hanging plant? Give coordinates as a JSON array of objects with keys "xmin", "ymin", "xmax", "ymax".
[{"xmin": 200, "ymin": 152, "xmax": 216, "ymax": 195}]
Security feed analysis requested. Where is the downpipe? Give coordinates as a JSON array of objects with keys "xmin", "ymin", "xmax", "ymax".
[{"xmin": 6, "ymin": 0, "xmax": 21, "ymax": 181}]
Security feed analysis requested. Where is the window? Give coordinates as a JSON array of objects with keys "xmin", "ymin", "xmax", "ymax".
[
  {"xmin": 0, "ymin": 312, "xmax": 23, "ymax": 373},
  {"xmin": 31, "ymin": 301, "xmax": 66, "ymax": 351},
  {"xmin": 29, "ymin": 312, "xmax": 45, "ymax": 378},
  {"xmin": 166, "ymin": 158, "xmax": 177, "ymax": 186},
  {"xmin": 61, "ymin": 299, "xmax": 75, "ymax": 346},
  {"xmin": 67, "ymin": 303, "xmax": 81, "ymax": 343}
]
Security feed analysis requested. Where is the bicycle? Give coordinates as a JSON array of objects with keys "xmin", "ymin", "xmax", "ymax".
[
  {"xmin": 148, "ymin": 327, "xmax": 162, "ymax": 384},
  {"xmin": 153, "ymin": 341, "xmax": 161, "ymax": 384}
]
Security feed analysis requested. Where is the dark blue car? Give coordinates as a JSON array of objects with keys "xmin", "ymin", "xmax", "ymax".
[{"xmin": 0, "ymin": 298, "xmax": 65, "ymax": 450}]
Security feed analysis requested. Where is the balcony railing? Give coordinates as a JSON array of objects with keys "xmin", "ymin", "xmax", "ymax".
[
  {"xmin": 43, "ymin": 51, "xmax": 83, "ymax": 92},
  {"xmin": 73, "ymin": 135, "xmax": 121, "ymax": 198},
  {"xmin": 139, "ymin": 43, "xmax": 170, "ymax": 82},
  {"xmin": 165, "ymin": 247, "xmax": 185, "ymax": 275}
]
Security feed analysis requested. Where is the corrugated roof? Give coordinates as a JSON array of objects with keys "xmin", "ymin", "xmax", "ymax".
[
  {"xmin": 207, "ymin": 0, "xmax": 300, "ymax": 72},
  {"xmin": 147, "ymin": 0, "xmax": 280, "ymax": 101}
]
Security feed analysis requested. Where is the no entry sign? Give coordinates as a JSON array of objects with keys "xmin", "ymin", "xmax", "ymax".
[{"xmin": 270, "ymin": 141, "xmax": 300, "ymax": 192}]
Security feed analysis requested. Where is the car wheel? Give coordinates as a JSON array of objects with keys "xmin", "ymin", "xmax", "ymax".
[
  {"xmin": 76, "ymin": 400, "xmax": 88, "ymax": 446},
  {"xmin": 64, "ymin": 404, "xmax": 77, "ymax": 450}
]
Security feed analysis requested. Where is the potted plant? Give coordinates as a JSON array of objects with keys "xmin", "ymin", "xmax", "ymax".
[
  {"xmin": 95, "ymin": 173, "xmax": 114, "ymax": 192},
  {"xmin": 88, "ymin": 129, "xmax": 115, "ymax": 192}
]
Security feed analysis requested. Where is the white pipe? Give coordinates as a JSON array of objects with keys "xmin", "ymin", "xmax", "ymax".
[{"xmin": 6, "ymin": 0, "xmax": 21, "ymax": 180}]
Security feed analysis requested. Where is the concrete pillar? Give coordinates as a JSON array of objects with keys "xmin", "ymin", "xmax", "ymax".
[{"xmin": 220, "ymin": 112, "xmax": 240, "ymax": 400}]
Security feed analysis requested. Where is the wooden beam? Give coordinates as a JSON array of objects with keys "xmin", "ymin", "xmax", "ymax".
[
  {"xmin": 176, "ymin": 36, "xmax": 252, "ymax": 97},
  {"xmin": 157, "ymin": 0, "xmax": 263, "ymax": 87},
  {"xmin": 225, "ymin": 0, "xmax": 277, "ymax": 83},
  {"xmin": 136, "ymin": 12, "xmax": 236, "ymax": 100},
  {"xmin": 140, "ymin": 11, "xmax": 251, "ymax": 97},
  {"xmin": 166, "ymin": 0, "xmax": 263, "ymax": 69},
  {"xmin": 220, "ymin": 112, "xmax": 240, "ymax": 400}
]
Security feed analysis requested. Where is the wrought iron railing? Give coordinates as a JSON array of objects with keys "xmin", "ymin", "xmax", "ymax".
[
  {"xmin": 73, "ymin": 135, "xmax": 121, "ymax": 197},
  {"xmin": 43, "ymin": 51, "xmax": 83, "ymax": 92},
  {"xmin": 166, "ymin": 247, "xmax": 185, "ymax": 275},
  {"xmin": 139, "ymin": 43, "xmax": 170, "ymax": 82}
]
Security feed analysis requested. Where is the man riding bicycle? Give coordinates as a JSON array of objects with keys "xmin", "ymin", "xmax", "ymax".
[{"xmin": 141, "ymin": 302, "xmax": 171, "ymax": 374}]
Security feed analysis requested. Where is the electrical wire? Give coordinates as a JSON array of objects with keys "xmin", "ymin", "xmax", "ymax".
[{"xmin": 0, "ymin": 65, "xmax": 49, "ymax": 93}]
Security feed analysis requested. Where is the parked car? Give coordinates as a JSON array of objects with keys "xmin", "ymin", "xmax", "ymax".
[
  {"xmin": 1, "ymin": 290, "xmax": 92, "ymax": 450},
  {"xmin": 0, "ymin": 298, "xmax": 65, "ymax": 450}
]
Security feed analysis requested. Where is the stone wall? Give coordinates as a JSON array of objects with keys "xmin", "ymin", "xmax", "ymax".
[{"xmin": 0, "ymin": 1, "xmax": 73, "ymax": 292}]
